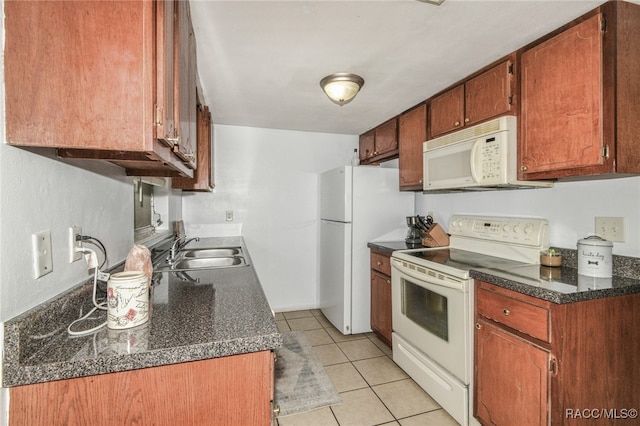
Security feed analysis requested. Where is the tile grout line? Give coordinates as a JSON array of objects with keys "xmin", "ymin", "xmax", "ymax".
[{"xmin": 277, "ymin": 310, "xmax": 451, "ymax": 425}]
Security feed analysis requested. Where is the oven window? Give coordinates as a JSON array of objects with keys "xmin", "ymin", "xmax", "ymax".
[{"xmin": 401, "ymin": 278, "xmax": 449, "ymax": 341}]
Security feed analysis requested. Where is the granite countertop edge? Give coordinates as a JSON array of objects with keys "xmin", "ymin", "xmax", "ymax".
[
  {"xmin": 369, "ymin": 241, "xmax": 640, "ymax": 304},
  {"xmin": 2, "ymin": 333, "xmax": 282, "ymax": 387},
  {"xmin": 469, "ymin": 270, "xmax": 640, "ymax": 304},
  {"xmin": 2, "ymin": 236, "xmax": 283, "ymax": 388}
]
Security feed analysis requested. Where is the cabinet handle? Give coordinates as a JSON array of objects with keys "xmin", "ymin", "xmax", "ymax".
[
  {"xmin": 464, "ymin": 117, "xmax": 470, "ymax": 123},
  {"xmin": 377, "ymin": 261, "xmax": 383, "ymax": 266},
  {"xmin": 419, "ymin": 179, "xmax": 423, "ymax": 183},
  {"xmin": 503, "ymin": 308, "xmax": 511, "ymax": 316},
  {"xmin": 521, "ymin": 165, "xmax": 528, "ymax": 172},
  {"xmin": 386, "ymin": 279, "xmax": 391, "ymax": 284},
  {"xmin": 475, "ymin": 323, "xmax": 482, "ymax": 330},
  {"xmin": 454, "ymin": 121, "xmax": 461, "ymax": 127},
  {"xmin": 273, "ymin": 405, "xmax": 281, "ymax": 416},
  {"xmin": 155, "ymin": 105, "xmax": 164, "ymax": 126}
]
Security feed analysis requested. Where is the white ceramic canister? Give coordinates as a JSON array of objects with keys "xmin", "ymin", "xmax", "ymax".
[
  {"xmin": 577, "ymin": 236, "xmax": 613, "ymax": 278},
  {"xmin": 107, "ymin": 271, "xmax": 150, "ymax": 330}
]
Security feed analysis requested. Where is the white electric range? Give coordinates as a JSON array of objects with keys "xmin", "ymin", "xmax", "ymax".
[{"xmin": 391, "ymin": 215, "xmax": 549, "ymax": 425}]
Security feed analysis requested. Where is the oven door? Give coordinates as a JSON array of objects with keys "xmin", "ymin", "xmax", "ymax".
[{"xmin": 391, "ymin": 257, "xmax": 470, "ymax": 384}]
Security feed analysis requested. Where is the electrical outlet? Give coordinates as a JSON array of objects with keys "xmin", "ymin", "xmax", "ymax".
[
  {"xmin": 226, "ymin": 210, "xmax": 233, "ymax": 222},
  {"xmin": 595, "ymin": 217, "xmax": 625, "ymax": 242},
  {"xmin": 32, "ymin": 230, "xmax": 53, "ymax": 279},
  {"xmin": 69, "ymin": 226, "xmax": 83, "ymax": 263}
]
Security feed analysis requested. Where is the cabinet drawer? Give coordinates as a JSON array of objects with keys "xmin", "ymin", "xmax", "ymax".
[
  {"xmin": 477, "ymin": 286, "xmax": 550, "ymax": 342},
  {"xmin": 371, "ymin": 251, "xmax": 391, "ymax": 276}
]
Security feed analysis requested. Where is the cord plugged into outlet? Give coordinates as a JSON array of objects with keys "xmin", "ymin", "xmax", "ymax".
[{"xmin": 68, "ymin": 226, "xmax": 83, "ymax": 263}]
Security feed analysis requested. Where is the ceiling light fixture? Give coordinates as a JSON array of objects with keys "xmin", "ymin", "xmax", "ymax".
[{"xmin": 320, "ymin": 73, "xmax": 365, "ymax": 106}]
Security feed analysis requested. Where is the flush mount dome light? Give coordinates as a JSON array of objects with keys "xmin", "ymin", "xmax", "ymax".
[{"xmin": 320, "ymin": 73, "xmax": 365, "ymax": 106}]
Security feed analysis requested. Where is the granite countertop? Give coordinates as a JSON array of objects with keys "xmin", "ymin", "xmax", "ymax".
[
  {"xmin": 368, "ymin": 241, "xmax": 425, "ymax": 255},
  {"xmin": 368, "ymin": 241, "xmax": 640, "ymax": 304},
  {"xmin": 3, "ymin": 236, "xmax": 282, "ymax": 388}
]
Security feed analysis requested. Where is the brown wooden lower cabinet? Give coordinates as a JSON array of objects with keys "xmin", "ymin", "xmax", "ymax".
[
  {"xmin": 474, "ymin": 280, "xmax": 640, "ymax": 426},
  {"xmin": 370, "ymin": 250, "xmax": 392, "ymax": 346},
  {"xmin": 9, "ymin": 350, "xmax": 275, "ymax": 426},
  {"xmin": 475, "ymin": 318, "xmax": 550, "ymax": 426}
]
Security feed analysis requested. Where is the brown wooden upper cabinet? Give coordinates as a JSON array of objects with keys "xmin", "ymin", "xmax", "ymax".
[
  {"xmin": 172, "ymin": 0, "xmax": 198, "ymax": 170},
  {"xmin": 359, "ymin": 118, "xmax": 399, "ymax": 164},
  {"xmin": 519, "ymin": 1, "xmax": 640, "ymax": 180},
  {"xmin": 398, "ymin": 104, "xmax": 427, "ymax": 191},
  {"xmin": 4, "ymin": 0, "xmax": 197, "ymax": 178},
  {"xmin": 359, "ymin": 130, "xmax": 376, "ymax": 163},
  {"xmin": 429, "ymin": 58, "xmax": 515, "ymax": 139},
  {"xmin": 172, "ymin": 103, "xmax": 215, "ymax": 192}
]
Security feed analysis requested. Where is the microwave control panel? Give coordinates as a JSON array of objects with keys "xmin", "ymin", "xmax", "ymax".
[{"xmin": 475, "ymin": 134, "xmax": 508, "ymax": 183}]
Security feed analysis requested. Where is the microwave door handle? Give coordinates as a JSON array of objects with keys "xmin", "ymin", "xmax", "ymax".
[{"xmin": 469, "ymin": 138, "xmax": 482, "ymax": 183}]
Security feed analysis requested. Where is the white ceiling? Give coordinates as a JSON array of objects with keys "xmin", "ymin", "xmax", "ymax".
[{"xmin": 189, "ymin": 0, "xmax": 609, "ymax": 135}]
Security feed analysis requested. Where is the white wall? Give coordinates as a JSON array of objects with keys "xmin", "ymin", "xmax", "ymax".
[
  {"xmin": 182, "ymin": 125, "xmax": 358, "ymax": 312},
  {"xmin": 0, "ymin": 146, "xmax": 135, "ymax": 321},
  {"xmin": 416, "ymin": 177, "xmax": 640, "ymax": 256},
  {"xmin": 0, "ymin": 146, "xmax": 183, "ymax": 323}
]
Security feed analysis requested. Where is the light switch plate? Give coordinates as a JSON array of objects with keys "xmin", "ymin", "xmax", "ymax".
[
  {"xmin": 595, "ymin": 217, "xmax": 625, "ymax": 243},
  {"xmin": 32, "ymin": 230, "xmax": 53, "ymax": 278}
]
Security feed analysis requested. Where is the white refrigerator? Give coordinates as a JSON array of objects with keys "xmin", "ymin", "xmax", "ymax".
[{"xmin": 319, "ymin": 165, "xmax": 414, "ymax": 334}]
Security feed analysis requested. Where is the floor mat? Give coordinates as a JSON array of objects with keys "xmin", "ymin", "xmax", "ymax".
[{"xmin": 274, "ymin": 331, "xmax": 342, "ymax": 417}]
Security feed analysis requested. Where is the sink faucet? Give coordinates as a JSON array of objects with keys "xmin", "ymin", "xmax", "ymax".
[{"xmin": 168, "ymin": 236, "xmax": 200, "ymax": 262}]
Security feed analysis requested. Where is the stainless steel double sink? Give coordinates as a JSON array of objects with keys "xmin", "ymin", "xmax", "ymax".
[{"xmin": 155, "ymin": 246, "xmax": 249, "ymax": 272}]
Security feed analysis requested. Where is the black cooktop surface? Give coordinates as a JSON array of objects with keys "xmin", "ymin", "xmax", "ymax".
[{"xmin": 399, "ymin": 247, "xmax": 529, "ymax": 272}]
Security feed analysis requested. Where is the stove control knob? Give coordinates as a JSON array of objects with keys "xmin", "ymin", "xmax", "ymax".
[
  {"xmin": 524, "ymin": 225, "xmax": 534, "ymax": 234},
  {"xmin": 503, "ymin": 224, "xmax": 511, "ymax": 233},
  {"xmin": 513, "ymin": 224, "xmax": 521, "ymax": 233}
]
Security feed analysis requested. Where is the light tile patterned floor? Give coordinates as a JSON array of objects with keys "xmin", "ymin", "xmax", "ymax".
[{"xmin": 275, "ymin": 309, "xmax": 460, "ymax": 426}]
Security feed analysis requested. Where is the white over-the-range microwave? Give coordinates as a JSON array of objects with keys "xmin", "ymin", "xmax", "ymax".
[{"xmin": 423, "ymin": 116, "xmax": 553, "ymax": 191}]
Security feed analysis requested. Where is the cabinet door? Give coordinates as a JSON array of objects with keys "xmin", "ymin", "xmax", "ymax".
[
  {"xmin": 399, "ymin": 104, "xmax": 427, "ymax": 191},
  {"xmin": 172, "ymin": 104, "xmax": 214, "ymax": 191},
  {"xmin": 374, "ymin": 118, "xmax": 399, "ymax": 157},
  {"xmin": 429, "ymin": 84, "xmax": 464, "ymax": 138},
  {"xmin": 155, "ymin": 0, "xmax": 176, "ymax": 146},
  {"xmin": 475, "ymin": 319, "xmax": 550, "ymax": 426},
  {"xmin": 5, "ymin": 1, "xmax": 193, "ymax": 177},
  {"xmin": 5, "ymin": 2, "xmax": 153, "ymax": 150},
  {"xmin": 371, "ymin": 270, "xmax": 392, "ymax": 346},
  {"xmin": 9, "ymin": 352, "xmax": 274, "ymax": 425},
  {"xmin": 520, "ymin": 14, "xmax": 604, "ymax": 176},
  {"xmin": 465, "ymin": 60, "xmax": 514, "ymax": 126},
  {"xmin": 359, "ymin": 130, "xmax": 376, "ymax": 163},
  {"xmin": 174, "ymin": 0, "xmax": 198, "ymax": 169}
]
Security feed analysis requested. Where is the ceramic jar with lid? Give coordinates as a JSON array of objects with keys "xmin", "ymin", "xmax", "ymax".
[{"xmin": 577, "ymin": 235, "xmax": 613, "ymax": 278}]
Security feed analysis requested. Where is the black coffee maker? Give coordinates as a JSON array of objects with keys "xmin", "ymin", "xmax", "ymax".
[
  {"xmin": 405, "ymin": 216, "xmax": 423, "ymax": 247},
  {"xmin": 405, "ymin": 215, "xmax": 435, "ymax": 247}
]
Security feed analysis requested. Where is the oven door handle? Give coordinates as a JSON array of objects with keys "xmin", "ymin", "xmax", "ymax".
[{"xmin": 391, "ymin": 258, "xmax": 466, "ymax": 292}]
